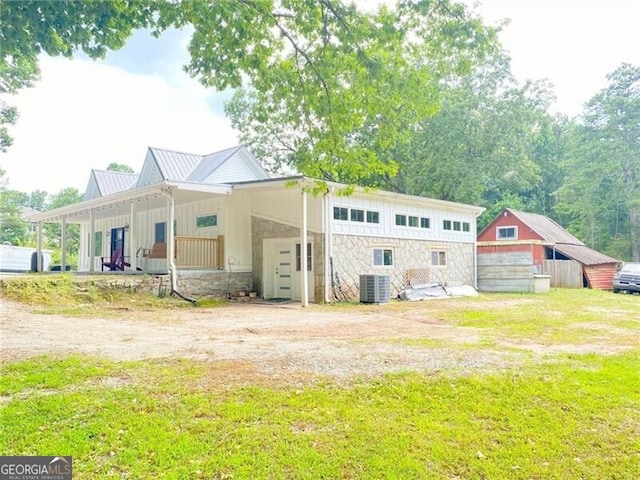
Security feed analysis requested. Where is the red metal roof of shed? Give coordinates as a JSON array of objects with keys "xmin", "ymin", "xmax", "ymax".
[{"xmin": 506, "ymin": 209, "xmax": 584, "ymax": 245}]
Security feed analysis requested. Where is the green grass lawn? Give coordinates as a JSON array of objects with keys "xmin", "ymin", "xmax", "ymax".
[{"xmin": 1, "ymin": 288, "xmax": 639, "ymax": 479}]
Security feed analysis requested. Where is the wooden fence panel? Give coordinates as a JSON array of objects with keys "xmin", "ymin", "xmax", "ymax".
[
  {"xmin": 477, "ymin": 253, "xmax": 535, "ymax": 292},
  {"xmin": 543, "ymin": 260, "xmax": 582, "ymax": 288}
]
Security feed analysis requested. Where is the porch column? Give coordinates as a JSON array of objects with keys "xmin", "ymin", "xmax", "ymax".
[
  {"xmin": 129, "ymin": 201, "xmax": 137, "ymax": 271},
  {"xmin": 60, "ymin": 216, "xmax": 67, "ymax": 271},
  {"xmin": 301, "ymin": 189, "xmax": 309, "ymax": 307},
  {"xmin": 36, "ymin": 222, "xmax": 43, "ymax": 272},
  {"xmin": 324, "ymin": 189, "xmax": 333, "ymax": 303},
  {"xmin": 167, "ymin": 189, "xmax": 177, "ymax": 291},
  {"xmin": 89, "ymin": 209, "xmax": 95, "ymax": 272}
]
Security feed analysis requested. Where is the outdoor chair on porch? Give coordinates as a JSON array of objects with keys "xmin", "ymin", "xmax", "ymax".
[{"xmin": 101, "ymin": 248, "xmax": 131, "ymax": 271}]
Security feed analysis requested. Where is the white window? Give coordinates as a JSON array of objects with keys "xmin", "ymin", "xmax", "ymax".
[
  {"xmin": 395, "ymin": 214, "xmax": 407, "ymax": 226},
  {"xmin": 431, "ymin": 250, "xmax": 447, "ymax": 266},
  {"xmin": 350, "ymin": 209, "xmax": 365, "ymax": 222},
  {"xmin": 497, "ymin": 226, "xmax": 517, "ymax": 240},
  {"xmin": 373, "ymin": 248, "xmax": 393, "ymax": 266},
  {"xmin": 463, "ymin": 222, "xmax": 471, "ymax": 232},
  {"xmin": 408, "ymin": 216, "xmax": 419, "ymax": 227},
  {"xmin": 443, "ymin": 220, "xmax": 452, "ymax": 230},
  {"xmin": 366, "ymin": 211, "xmax": 380, "ymax": 224},
  {"xmin": 453, "ymin": 221, "xmax": 461, "ymax": 231},
  {"xmin": 333, "ymin": 207, "xmax": 348, "ymax": 221},
  {"xmin": 295, "ymin": 243, "xmax": 312, "ymax": 271},
  {"xmin": 420, "ymin": 217, "xmax": 430, "ymax": 229}
]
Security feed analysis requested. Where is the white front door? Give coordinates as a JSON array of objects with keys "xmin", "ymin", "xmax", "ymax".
[
  {"xmin": 263, "ymin": 238, "xmax": 315, "ymax": 301},
  {"xmin": 275, "ymin": 242, "xmax": 293, "ymax": 299}
]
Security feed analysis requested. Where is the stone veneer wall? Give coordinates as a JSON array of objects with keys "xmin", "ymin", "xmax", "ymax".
[
  {"xmin": 331, "ymin": 234, "xmax": 476, "ymax": 299},
  {"xmin": 174, "ymin": 270, "xmax": 253, "ymax": 297},
  {"xmin": 69, "ymin": 271, "xmax": 253, "ymax": 298},
  {"xmin": 251, "ymin": 216, "xmax": 325, "ymax": 301}
]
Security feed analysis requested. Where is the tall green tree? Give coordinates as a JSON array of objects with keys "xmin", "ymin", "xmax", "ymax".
[
  {"xmin": 106, "ymin": 163, "xmax": 135, "ymax": 173},
  {"xmin": 27, "ymin": 190, "xmax": 48, "ymax": 211},
  {"xmin": 397, "ymin": 77, "xmax": 552, "ymax": 205},
  {"xmin": 2, "ymin": 1, "xmax": 500, "ymax": 187},
  {"xmin": 557, "ymin": 63, "xmax": 640, "ymax": 261},
  {"xmin": 0, "ymin": 188, "xmax": 29, "ymax": 245},
  {"xmin": 43, "ymin": 188, "xmax": 83, "ymax": 262},
  {"xmin": 217, "ymin": 1, "xmax": 499, "ymax": 186}
]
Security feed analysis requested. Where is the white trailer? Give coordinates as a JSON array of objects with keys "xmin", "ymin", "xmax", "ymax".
[{"xmin": 0, "ymin": 244, "xmax": 52, "ymax": 272}]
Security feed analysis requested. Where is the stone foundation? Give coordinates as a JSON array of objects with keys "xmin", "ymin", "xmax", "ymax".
[
  {"xmin": 175, "ymin": 270, "xmax": 254, "ymax": 298},
  {"xmin": 78, "ymin": 270, "xmax": 254, "ymax": 299}
]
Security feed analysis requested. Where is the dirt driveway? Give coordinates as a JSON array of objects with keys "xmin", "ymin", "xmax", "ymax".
[{"xmin": 0, "ymin": 298, "xmax": 629, "ymax": 380}]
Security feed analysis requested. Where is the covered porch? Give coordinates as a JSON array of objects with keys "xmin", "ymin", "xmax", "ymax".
[{"xmin": 28, "ymin": 181, "xmax": 232, "ymax": 278}]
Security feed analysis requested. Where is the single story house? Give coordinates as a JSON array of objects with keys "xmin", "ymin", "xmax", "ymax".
[
  {"xmin": 477, "ymin": 208, "xmax": 618, "ymax": 290},
  {"xmin": 29, "ymin": 145, "xmax": 485, "ymax": 303}
]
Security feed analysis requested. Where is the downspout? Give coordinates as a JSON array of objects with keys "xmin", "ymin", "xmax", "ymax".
[
  {"xmin": 164, "ymin": 187, "xmax": 178, "ymax": 292},
  {"xmin": 324, "ymin": 187, "xmax": 334, "ymax": 302},
  {"xmin": 161, "ymin": 186, "xmax": 195, "ymax": 303}
]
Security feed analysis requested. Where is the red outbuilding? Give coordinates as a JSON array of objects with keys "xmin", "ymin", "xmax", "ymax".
[{"xmin": 478, "ymin": 208, "xmax": 618, "ymax": 289}]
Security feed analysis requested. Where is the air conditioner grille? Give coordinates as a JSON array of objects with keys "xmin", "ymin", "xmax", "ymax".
[{"xmin": 360, "ymin": 274, "xmax": 390, "ymax": 304}]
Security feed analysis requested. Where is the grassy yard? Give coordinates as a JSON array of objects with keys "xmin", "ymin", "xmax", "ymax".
[{"xmin": 1, "ymin": 286, "xmax": 639, "ymax": 479}]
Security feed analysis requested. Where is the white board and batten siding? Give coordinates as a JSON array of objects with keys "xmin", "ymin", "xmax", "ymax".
[
  {"xmin": 249, "ymin": 189, "xmax": 324, "ymax": 232},
  {"xmin": 203, "ymin": 150, "xmax": 268, "ymax": 184},
  {"xmin": 330, "ymin": 193, "xmax": 478, "ymax": 243}
]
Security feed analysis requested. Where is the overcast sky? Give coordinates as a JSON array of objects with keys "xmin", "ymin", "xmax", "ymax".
[{"xmin": 3, "ymin": 0, "xmax": 639, "ymax": 194}]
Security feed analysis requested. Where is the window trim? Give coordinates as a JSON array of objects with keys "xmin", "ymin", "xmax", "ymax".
[
  {"xmin": 350, "ymin": 208, "xmax": 365, "ymax": 223},
  {"xmin": 497, "ymin": 226, "xmax": 518, "ymax": 240},
  {"xmin": 395, "ymin": 214, "xmax": 407, "ymax": 227},
  {"xmin": 373, "ymin": 248, "xmax": 394, "ymax": 267},
  {"xmin": 431, "ymin": 250, "xmax": 447, "ymax": 267},
  {"xmin": 333, "ymin": 206, "xmax": 349, "ymax": 221},
  {"xmin": 366, "ymin": 210, "xmax": 380, "ymax": 224},
  {"xmin": 295, "ymin": 242, "xmax": 313, "ymax": 272}
]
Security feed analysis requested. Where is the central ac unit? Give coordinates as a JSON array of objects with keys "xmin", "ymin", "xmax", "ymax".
[{"xmin": 359, "ymin": 274, "xmax": 390, "ymax": 304}]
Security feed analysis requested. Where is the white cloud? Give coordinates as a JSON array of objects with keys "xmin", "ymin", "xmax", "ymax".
[
  {"xmin": 470, "ymin": 0, "xmax": 640, "ymax": 116},
  {"xmin": 3, "ymin": 56, "xmax": 238, "ymax": 193}
]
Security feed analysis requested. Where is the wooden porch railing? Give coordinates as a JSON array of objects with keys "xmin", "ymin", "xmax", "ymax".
[
  {"xmin": 141, "ymin": 236, "xmax": 224, "ymax": 269},
  {"xmin": 175, "ymin": 235, "xmax": 224, "ymax": 268}
]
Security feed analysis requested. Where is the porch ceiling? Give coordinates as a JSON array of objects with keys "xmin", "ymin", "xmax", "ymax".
[{"xmin": 28, "ymin": 182, "xmax": 232, "ymax": 224}]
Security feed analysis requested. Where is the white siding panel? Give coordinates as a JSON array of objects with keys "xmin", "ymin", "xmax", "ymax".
[
  {"xmin": 331, "ymin": 192, "xmax": 478, "ymax": 244},
  {"xmin": 205, "ymin": 153, "xmax": 267, "ymax": 183},
  {"xmin": 250, "ymin": 189, "xmax": 323, "ymax": 232},
  {"xmin": 223, "ymin": 192, "xmax": 252, "ymax": 271}
]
